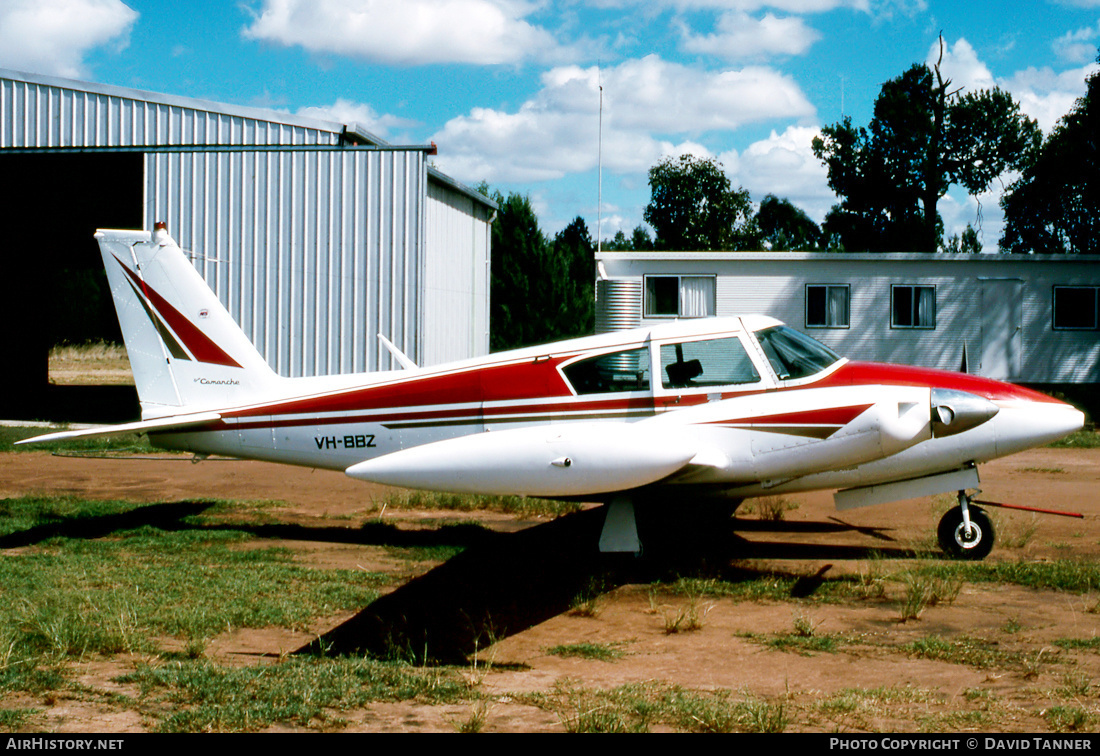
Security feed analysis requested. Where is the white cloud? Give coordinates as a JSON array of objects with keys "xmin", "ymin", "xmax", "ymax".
[
  {"xmin": 678, "ymin": 11, "xmax": 821, "ymax": 60},
  {"xmin": 720, "ymin": 126, "xmax": 833, "ymax": 221},
  {"xmin": 0, "ymin": 0, "xmax": 138, "ymax": 79},
  {"xmin": 296, "ymin": 99, "xmax": 420, "ymax": 141},
  {"xmin": 428, "ymin": 55, "xmax": 815, "ymax": 183},
  {"xmin": 931, "ymin": 37, "xmax": 1097, "ymax": 135},
  {"xmin": 598, "ymin": 0, "xmax": 869, "ymax": 11},
  {"xmin": 927, "ymin": 37, "xmax": 995, "ymax": 92},
  {"xmin": 242, "ymin": 0, "xmax": 561, "ymax": 66},
  {"xmin": 1053, "ymin": 22, "xmax": 1100, "ymax": 64},
  {"xmin": 1002, "ymin": 62, "xmax": 1098, "ymax": 133}
]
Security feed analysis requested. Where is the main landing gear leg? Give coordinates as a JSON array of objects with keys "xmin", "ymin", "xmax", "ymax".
[
  {"xmin": 937, "ymin": 489, "xmax": 995, "ymax": 560},
  {"xmin": 599, "ymin": 496, "xmax": 642, "ymax": 555}
]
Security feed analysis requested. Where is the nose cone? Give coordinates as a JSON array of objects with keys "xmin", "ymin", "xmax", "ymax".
[{"xmin": 994, "ymin": 398, "xmax": 1085, "ymax": 457}]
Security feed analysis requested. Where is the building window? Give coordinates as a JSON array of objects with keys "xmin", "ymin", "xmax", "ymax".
[
  {"xmin": 805, "ymin": 284, "xmax": 850, "ymax": 328},
  {"xmin": 892, "ymin": 285, "xmax": 936, "ymax": 329},
  {"xmin": 643, "ymin": 275, "xmax": 716, "ymax": 318},
  {"xmin": 1053, "ymin": 286, "xmax": 1099, "ymax": 330}
]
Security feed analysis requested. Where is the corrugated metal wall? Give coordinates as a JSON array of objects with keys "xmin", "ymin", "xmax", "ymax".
[
  {"xmin": 146, "ymin": 149, "xmax": 425, "ymax": 377},
  {"xmin": 423, "ymin": 179, "xmax": 490, "ymax": 364},
  {"xmin": 1, "ymin": 74, "xmax": 338, "ymax": 148},
  {"xmin": 2, "ymin": 69, "xmax": 494, "ymax": 378}
]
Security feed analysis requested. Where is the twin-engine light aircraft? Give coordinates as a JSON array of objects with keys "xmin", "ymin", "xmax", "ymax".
[{"xmin": 23, "ymin": 227, "xmax": 1085, "ymax": 559}]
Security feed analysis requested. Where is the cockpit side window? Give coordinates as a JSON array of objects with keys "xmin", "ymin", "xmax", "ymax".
[
  {"xmin": 755, "ymin": 325, "xmax": 840, "ymax": 381},
  {"xmin": 659, "ymin": 336, "xmax": 760, "ymax": 389},
  {"xmin": 562, "ymin": 347, "xmax": 651, "ymax": 394}
]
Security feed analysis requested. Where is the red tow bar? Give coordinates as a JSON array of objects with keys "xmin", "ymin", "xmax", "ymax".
[{"xmin": 971, "ymin": 499, "xmax": 1084, "ymax": 519}]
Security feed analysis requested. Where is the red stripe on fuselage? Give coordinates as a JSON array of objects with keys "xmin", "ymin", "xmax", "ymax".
[
  {"xmin": 709, "ymin": 403, "xmax": 874, "ymax": 429},
  {"xmin": 226, "ymin": 356, "xmax": 579, "ymax": 420},
  {"xmin": 814, "ymin": 362, "xmax": 1063, "ymax": 404}
]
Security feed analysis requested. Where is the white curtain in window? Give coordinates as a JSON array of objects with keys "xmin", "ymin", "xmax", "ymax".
[
  {"xmin": 679, "ymin": 277, "xmax": 715, "ymax": 317},
  {"xmin": 826, "ymin": 286, "xmax": 848, "ymax": 326},
  {"xmin": 916, "ymin": 286, "xmax": 935, "ymax": 327}
]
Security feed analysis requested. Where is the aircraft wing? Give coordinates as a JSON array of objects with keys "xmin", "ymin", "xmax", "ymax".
[{"xmin": 14, "ymin": 412, "xmax": 223, "ymax": 446}]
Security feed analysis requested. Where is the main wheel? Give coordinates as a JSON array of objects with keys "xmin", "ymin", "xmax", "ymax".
[{"xmin": 937, "ymin": 505, "xmax": 995, "ymax": 560}]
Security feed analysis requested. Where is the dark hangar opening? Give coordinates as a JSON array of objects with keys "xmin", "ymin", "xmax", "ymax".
[{"xmin": 0, "ymin": 151, "xmax": 143, "ymax": 421}]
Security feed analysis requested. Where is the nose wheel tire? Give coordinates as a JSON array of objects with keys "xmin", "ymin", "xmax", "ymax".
[{"xmin": 937, "ymin": 505, "xmax": 994, "ymax": 560}]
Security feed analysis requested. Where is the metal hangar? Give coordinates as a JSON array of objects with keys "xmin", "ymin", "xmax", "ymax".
[{"xmin": 0, "ymin": 68, "xmax": 494, "ymax": 418}]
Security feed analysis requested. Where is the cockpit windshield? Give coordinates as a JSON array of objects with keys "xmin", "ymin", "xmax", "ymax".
[{"xmin": 755, "ymin": 325, "xmax": 841, "ymax": 381}]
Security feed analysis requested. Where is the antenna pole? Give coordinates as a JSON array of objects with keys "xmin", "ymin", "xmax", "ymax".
[{"xmin": 597, "ymin": 69, "xmax": 603, "ymax": 256}]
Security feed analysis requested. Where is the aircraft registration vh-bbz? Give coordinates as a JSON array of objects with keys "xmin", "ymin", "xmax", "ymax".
[{"xmin": 22, "ymin": 225, "xmax": 1086, "ymax": 560}]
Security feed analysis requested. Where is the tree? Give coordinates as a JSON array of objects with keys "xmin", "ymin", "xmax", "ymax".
[
  {"xmin": 813, "ymin": 41, "xmax": 1041, "ymax": 252},
  {"xmin": 602, "ymin": 225, "xmax": 654, "ymax": 251},
  {"xmin": 487, "ymin": 190, "xmax": 547, "ymax": 351},
  {"xmin": 549, "ymin": 217, "xmax": 596, "ymax": 339},
  {"xmin": 643, "ymin": 155, "xmax": 758, "ymax": 251},
  {"xmin": 484, "ymin": 186, "xmax": 596, "ymax": 351},
  {"xmin": 1000, "ymin": 50, "xmax": 1099, "ymax": 254},
  {"xmin": 944, "ymin": 224, "xmax": 982, "ymax": 254},
  {"xmin": 755, "ymin": 195, "xmax": 823, "ymax": 251}
]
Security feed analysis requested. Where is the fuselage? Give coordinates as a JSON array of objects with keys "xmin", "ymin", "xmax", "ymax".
[{"xmin": 152, "ymin": 315, "xmax": 1084, "ymax": 500}]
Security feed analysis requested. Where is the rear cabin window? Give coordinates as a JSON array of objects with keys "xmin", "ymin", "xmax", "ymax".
[
  {"xmin": 562, "ymin": 347, "xmax": 651, "ymax": 394},
  {"xmin": 659, "ymin": 337, "xmax": 760, "ymax": 389}
]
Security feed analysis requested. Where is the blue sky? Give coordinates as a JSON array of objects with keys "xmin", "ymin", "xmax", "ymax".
[{"xmin": 2, "ymin": 0, "xmax": 1099, "ymax": 250}]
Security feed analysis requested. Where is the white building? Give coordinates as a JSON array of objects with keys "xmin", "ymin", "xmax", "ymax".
[
  {"xmin": 0, "ymin": 68, "xmax": 494, "ymax": 411},
  {"xmin": 596, "ymin": 252, "xmax": 1100, "ymax": 388}
]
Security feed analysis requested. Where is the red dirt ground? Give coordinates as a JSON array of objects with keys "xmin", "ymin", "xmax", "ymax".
[{"xmin": 1, "ymin": 446, "xmax": 1098, "ymax": 732}]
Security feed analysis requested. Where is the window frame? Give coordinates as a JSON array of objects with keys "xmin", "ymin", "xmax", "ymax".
[
  {"xmin": 804, "ymin": 284, "xmax": 851, "ymax": 329},
  {"xmin": 1052, "ymin": 285, "xmax": 1100, "ymax": 331},
  {"xmin": 642, "ymin": 275, "xmax": 717, "ymax": 319},
  {"xmin": 890, "ymin": 284, "xmax": 937, "ymax": 330}
]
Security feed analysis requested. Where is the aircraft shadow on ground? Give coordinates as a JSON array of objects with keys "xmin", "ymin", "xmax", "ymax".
[{"xmin": 297, "ymin": 507, "xmax": 925, "ymax": 664}]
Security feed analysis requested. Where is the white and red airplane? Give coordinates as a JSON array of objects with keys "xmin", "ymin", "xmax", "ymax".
[{"xmin": 22, "ymin": 226, "xmax": 1085, "ymax": 559}]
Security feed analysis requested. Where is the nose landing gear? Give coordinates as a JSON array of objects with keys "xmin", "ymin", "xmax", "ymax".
[{"xmin": 938, "ymin": 490, "xmax": 995, "ymax": 560}]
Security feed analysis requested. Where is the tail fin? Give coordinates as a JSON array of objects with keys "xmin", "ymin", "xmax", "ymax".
[{"xmin": 97, "ymin": 226, "xmax": 281, "ymax": 417}]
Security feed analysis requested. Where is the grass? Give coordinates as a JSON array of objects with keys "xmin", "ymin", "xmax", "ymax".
[
  {"xmin": 120, "ymin": 656, "xmax": 470, "ymax": 732},
  {"xmin": 1049, "ymin": 428, "xmax": 1100, "ymax": 449},
  {"xmin": 373, "ymin": 489, "xmax": 582, "ymax": 519},
  {"xmin": 0, "ymin": 426, "xmax": 160, "ymax": 455},
  {"xmin": 0, "ymin": 492, "xmax": 489, "ymax": 731},
  {"xmin": 48, "ymin": 341, "xmax": 133, "ymax": 386},
  {"xmin": 546, "ymin": 642, "xmax": 627, "ymax": 662},
  {"xmin": 0, "ymin": 496, "xmax": 388, "ymax": 698},
  {"xmin": 901, "ymin": 635, "xmax": 1038, "ymax": 671},
  {"xmin": 538, "ymin": 680, "xmax": 790, "ymax": 733}
]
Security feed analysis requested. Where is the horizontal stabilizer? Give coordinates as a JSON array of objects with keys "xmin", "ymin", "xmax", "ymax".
[
  {"xmin": 346, "ymin": 422, "xmax": 698, "ymax": 497},
  {"xmin": 15, "ymin": 412, "xmax": 222, "ymax": 446}
]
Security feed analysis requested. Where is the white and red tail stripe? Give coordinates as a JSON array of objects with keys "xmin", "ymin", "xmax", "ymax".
[{"xmin": 97, "ymin": 226, "xmax": 283, "ymax": 417}]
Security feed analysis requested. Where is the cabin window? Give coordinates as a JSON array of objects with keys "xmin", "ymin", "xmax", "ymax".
[
  {"xmin": 643, "ymin": 276, "xmax": 716, "ymax": 318},
  {"xmin": 562, "ymin": 347, "xmax": 651, "ymax": 394},
  {"xmin": 1053, "ymin": 286, "xmax": 1099, "ymax": 330},
  {"xmin": 891, "ymin": 285, "xmax": 936, "ymax": 329},
  {"xmin": 805, "ymin": 285, "xmax": 850, "ymax": 328},
  {"xmin": 659, "ymin": 337, "xmax": 760, "ymax": 389}
]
